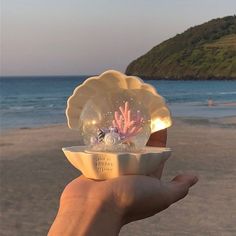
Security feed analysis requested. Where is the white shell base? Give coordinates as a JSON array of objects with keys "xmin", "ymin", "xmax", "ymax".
[{"xmin": 62, "ymin": 146, "xmax": 172, "ymax": 180}]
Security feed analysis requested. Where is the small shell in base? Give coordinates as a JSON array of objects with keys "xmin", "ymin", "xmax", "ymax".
[{"xmin": 104, "ymin": 132, "xmax": 121, "ymax": 146}]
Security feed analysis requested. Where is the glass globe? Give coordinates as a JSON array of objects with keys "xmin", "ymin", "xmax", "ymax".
[{"xmin": 79, "ymin": 89, "xmax": 151, "ymax": 152}]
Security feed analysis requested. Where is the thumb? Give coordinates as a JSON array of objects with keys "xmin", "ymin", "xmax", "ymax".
[{"xmin": 167, "ymin": 174, "xmax": 198, "ymax": 204}]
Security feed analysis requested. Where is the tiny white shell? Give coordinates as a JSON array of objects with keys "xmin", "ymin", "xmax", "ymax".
[
  {"xmin": 104, "ymin": 132, "xmax": 121, "ymax": 146},
  {"xmin": 90, "ymin": 136, "xmax": 98, "ymax": 145}
]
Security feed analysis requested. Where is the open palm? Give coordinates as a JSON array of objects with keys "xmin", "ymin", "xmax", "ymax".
[{"xmin": 60, "ymin": 129, "xmax": 198, "ymax": 225}]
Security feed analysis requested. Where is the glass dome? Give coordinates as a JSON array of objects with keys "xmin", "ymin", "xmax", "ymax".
[
  {"xmin": 80, "ymin": 90, "xmax": 151, "ymax": 151},
  {"xmin": 66, "ymin": 70, "xmax": 172, "ymax": 152}
]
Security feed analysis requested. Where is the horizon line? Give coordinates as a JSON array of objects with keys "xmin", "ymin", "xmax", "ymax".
[{"xmin": 0, "ymin": 74, "xmax": 94, "ymax": 78}]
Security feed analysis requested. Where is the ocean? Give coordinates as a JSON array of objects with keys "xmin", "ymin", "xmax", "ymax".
[{"xmin": 0, "ymin": 76, "xmax": 236, "ymax": 130}]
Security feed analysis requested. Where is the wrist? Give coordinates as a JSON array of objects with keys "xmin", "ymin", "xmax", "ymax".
[{"xmin": 49, "ymin": 196, "xmax": 123, "ymax": 236}]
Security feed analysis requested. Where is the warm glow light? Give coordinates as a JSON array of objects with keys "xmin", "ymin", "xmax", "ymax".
[
  {"xmin": 151, "ymin": 118, "xmax": 170, "ymax": 132},
  {"xmin": 91, "ymin": 120, "xmax": 97, "ymax": 125}
]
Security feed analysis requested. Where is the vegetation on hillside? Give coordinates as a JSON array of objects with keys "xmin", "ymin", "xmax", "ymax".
[{"xmin": 126, "ymin": 16, "xmax": 236, "ymax": 79}]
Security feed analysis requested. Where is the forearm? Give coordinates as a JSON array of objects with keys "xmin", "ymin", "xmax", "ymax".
[{"xmin": 48, "ymin": 198, "xmax": 123, "ymax": 236}]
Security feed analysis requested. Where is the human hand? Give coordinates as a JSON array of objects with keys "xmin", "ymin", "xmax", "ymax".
[{"xmin": 49, "ymin": 129, "xmax": 198, "ymax": 236}]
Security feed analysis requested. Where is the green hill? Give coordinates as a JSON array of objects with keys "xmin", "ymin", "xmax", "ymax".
[{"xmin": 126, "ymin": 16, "xmax": 236, "ymax": 80}]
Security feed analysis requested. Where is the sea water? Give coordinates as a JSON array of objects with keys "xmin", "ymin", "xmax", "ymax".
[{"xmin": 0, "ymin": 77, "xmax": 236, "ymax": 129}]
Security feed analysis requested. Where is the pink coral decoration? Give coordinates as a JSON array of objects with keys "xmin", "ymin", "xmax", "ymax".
[{"xmin": 112, "ymin": 101, "xmax": 144, "ymax": 141}]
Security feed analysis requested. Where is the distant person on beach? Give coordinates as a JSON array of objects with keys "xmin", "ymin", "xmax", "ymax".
[
  {"xmin": 207, "ymin": 97, "xmax": 214, "ymax": 107},
  {"xmin": 48, "ymin": 130, "xmax": 198, "ymax": 236},
  {"xmin": 207, "ymin": 99, "xmax": 236, "ymax": 107}
]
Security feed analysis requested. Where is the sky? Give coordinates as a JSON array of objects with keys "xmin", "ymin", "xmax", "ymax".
[{"xmin": 1, "ymin": 0, "xmax": 236, "ymax": 76}]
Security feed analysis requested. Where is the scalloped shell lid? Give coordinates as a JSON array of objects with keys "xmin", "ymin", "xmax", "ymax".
[{"xmin": 66, "ymin": 70, "xmax": 172, "ymax": 135}]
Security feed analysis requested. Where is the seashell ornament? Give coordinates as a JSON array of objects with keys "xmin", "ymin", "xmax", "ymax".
[
  {"xmin": 104, "ymin": 132, "xmax": 121, "ymax": 146},
  {"xmin": 62, "ymin": 70, "xmax": 172, "ymax": 180},
  {"xmin": 97, "ymin": 128, "xmax": 106, "ymax": 142}
]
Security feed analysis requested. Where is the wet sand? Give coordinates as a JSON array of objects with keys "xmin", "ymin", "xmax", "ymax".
[{"xmin": 0, "ymin": 117, "xmax": 236, "ymax": 236}]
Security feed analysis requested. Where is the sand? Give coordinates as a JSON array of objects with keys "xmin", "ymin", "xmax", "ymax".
[{"xmin": 0, "ymin": 117, "xmax": 236, "ymax": 236}]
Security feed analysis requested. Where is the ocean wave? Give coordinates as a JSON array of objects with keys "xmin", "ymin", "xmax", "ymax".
[
  {"xmin": 1, "ymin": 78, "xmax": 236, "ymax": 129},
  {"xmin": 0, "ymin": 104, "xmax": 61, "ymax": 113},
  {"xmin": 218, "ymin": 91, "xmax": 236, "ymax": 95},
  {"xmin": 0, "ymin": 106, "xmax": 36, "ymax": 112}
]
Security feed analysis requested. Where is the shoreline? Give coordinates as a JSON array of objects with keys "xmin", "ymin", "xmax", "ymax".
[
  {"xmin": 174, "ymin": 116, "xmax": 236, "ymax": 128},
  {"xmin": 0, "ymin": 123, "xmax": 67, "ymax": 135}
]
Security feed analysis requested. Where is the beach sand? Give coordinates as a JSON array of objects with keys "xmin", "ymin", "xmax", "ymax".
[{"xmin": 0, "ymin": 117, "xmax": 236, "ymax": 236}]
